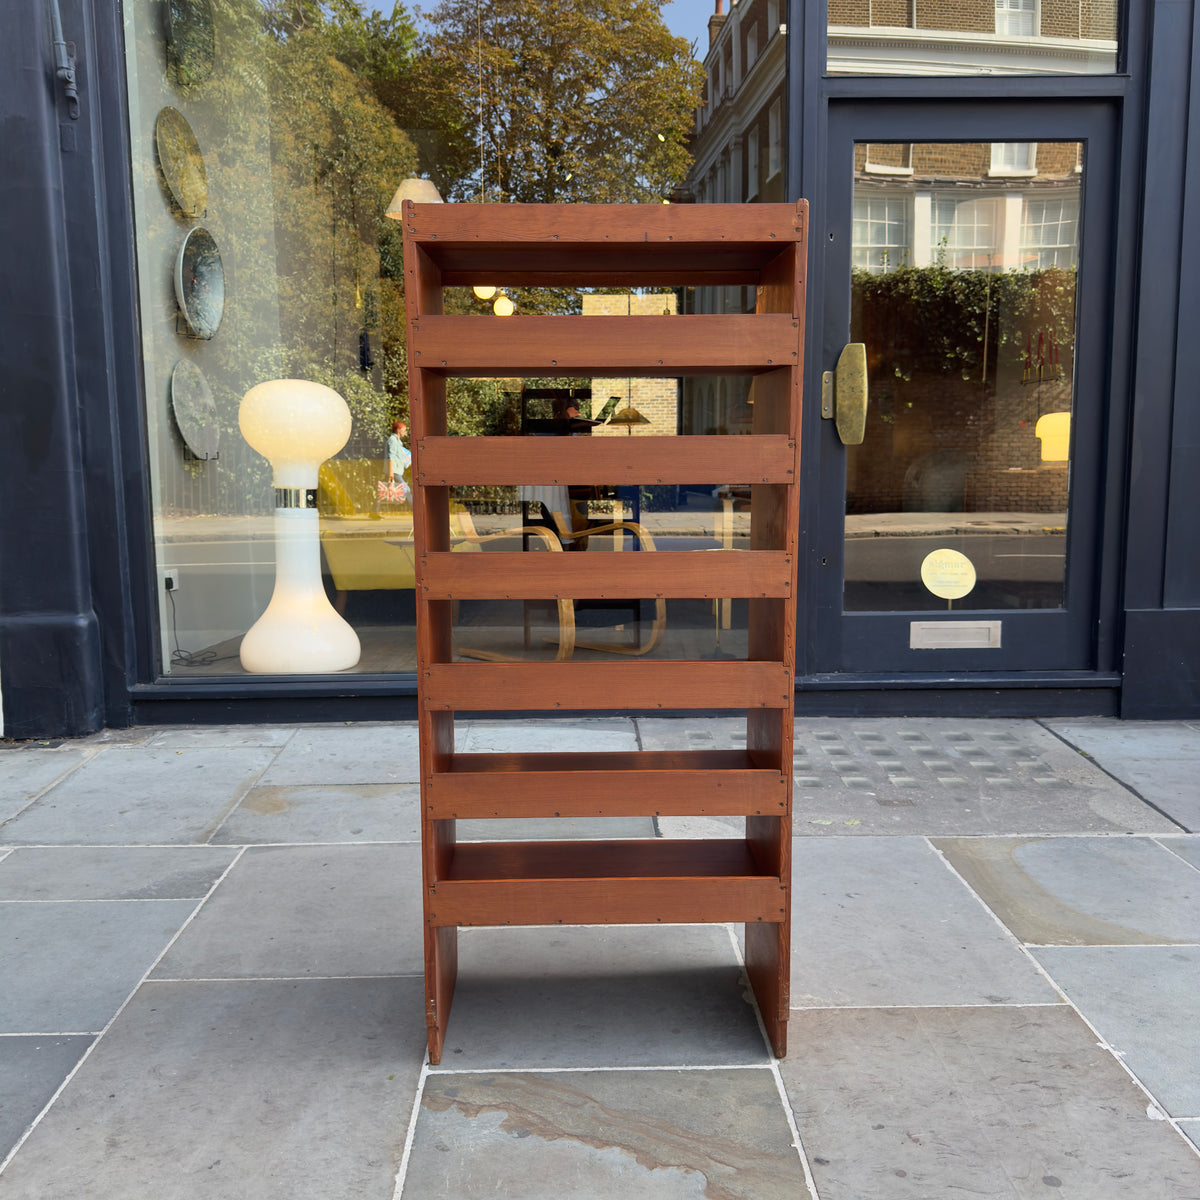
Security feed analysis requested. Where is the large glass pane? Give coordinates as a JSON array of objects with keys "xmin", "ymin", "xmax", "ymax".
[
  {"xmin": 122, "ymin": 1, "xmax": 705, "ymax": 678},
  {"xmin": 845, "ymin": 142, "xmax": 1081, "ymax": 612},
  {"xmin": 827, "ymin": 2, "xmax": 1119, "ymax": 75}
]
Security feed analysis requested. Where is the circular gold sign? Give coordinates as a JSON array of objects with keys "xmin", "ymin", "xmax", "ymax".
[{"xmin": 920, "ymin": 548, "xmax": 977, "ymax": 600}]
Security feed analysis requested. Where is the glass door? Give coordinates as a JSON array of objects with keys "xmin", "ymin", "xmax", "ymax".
[{"xmin": 813, "ymin": 102, "xmax": 1117, "ymax": 673}]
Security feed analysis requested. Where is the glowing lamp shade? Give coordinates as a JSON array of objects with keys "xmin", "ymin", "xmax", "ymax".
[
  {"xmin": 1035, "ymin": 411, "xmax": 1071, "ymax": 462},
  {"xmin": 238, "ymin": 379, "xmax": 360, "ymax": 674},
  {"xmin": 385, "ymin": 177, "xmax": 443, "ymax": 219}
]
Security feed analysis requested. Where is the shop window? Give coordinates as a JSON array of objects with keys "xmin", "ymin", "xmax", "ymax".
[{"xmin": 121, "ymin": 1, "xmax": 712, "ymax": 679}]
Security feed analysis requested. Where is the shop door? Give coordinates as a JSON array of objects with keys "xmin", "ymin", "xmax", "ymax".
[{"xmin": 812, "ymin": 102, "xmax": 1117, "ymax": 674}]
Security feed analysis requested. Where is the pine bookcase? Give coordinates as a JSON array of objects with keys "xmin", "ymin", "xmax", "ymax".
[{"xmin": 401, "ymin": 201, "xmax": 807, "ymax": 1062}]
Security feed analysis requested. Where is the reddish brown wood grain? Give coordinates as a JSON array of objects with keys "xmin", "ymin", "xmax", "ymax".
[
  {"xmin": 411, "ymin": 314, "xmax": 800, "ymax": 377},
  {"xmin": 417, "ymin": 435, "xmax": 795, "ymax": 487},
  {"xmin": 428, "ymin": 840, "xmax": 787, "ymax": 926},
  {"xmin": 427, "ymin": 750, "xmax": 787, "ymax": 817},
  {"xmin": 403, "ymin": 199, "xmax": 807, "ymax": 1063},
  {"xmin": 431, "ymin": 878, "xmax": 787, "ymax": 927},
  {"xmin": 423, "ymin": 661, "xmax": 792, "ymax": 711},
  {"xmin": 420, "ymin": 550, "xmax": 792, "ymax": 600}
]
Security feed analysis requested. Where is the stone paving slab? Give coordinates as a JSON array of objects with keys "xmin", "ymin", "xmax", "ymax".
[
  {"xmin": 636, "ymin": 717, "xmax": 746, "ymax": 753},
  {"xmin": 212, "ymin": 783, "xmax": 421, "ymax": 844},
  {"xmin": 0, "ymin": 1035, "xmax": 93, "ymax": 1162},
  {"xmin": 779, "ymin": 1006, "xmax": 1200, "ymax": 1200},
  {"xmin": 457, "ymin": 816, "xmax": 657, "ymax": 841},
  {"xmin": 0, "ymin": 978, "xmax": 426, "ymax": 1200},
  {"xmin": 457, "ymin": 718, "xmax": 640, "ymax": 754},
  {"xmin": 0, "ymin": 847, "xmax": 237, "ymax": 900},
  {"xmin": 151, "ymin": 844, "xmax": 422, "ymax": 980},
  {"xmin": 432, "ymin": 926, "xmax": 765, "ymax": 1069},
  {"xmin": 1045, "ymin": 719, "xmax": 1200, "ymax": 831},
  {"xmin": 1183, "ymin": 1122, "xmax": 1200, "ymax": 1153},
  {"xmin": 259, "ymin": 724, "xmax": 421, "ymax": 786},
  {"xmin": 144, "ymin": 726, "xmax": 297, "ymax": 749},
  {"xmin": 790, "ymin": 837, "xmax": 1059, "ymax": 1007},
  {"xmin": 934, "ymin": 836, "xmax": 1200, "ymax": 945},
  {"xmin": 0, "ymin": 900, "xmax": 199, "ymax": 1033},
  {"xmin": 0, "ymin": 747, "xmax": 93, "ymax": 824},
  {"xmin": 1163, "ymin": 836, "xmax": 1200, "ymax": 871},
  {"xmin": 0, "ymin": 747, "xmax": 277, "ymax": 845},
  {"xmin": 641, "ymin": 717, "xmax": 1173, "ymax": 835},
  {"xmin": 1031, "ymin": 946, "xmax": 1200, "ymax": 1118},
  {"xmin": 405, "ymin": 1069, "xmax": 811, "ymax": 1200}
]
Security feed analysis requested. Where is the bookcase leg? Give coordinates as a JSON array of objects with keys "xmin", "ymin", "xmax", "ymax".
[
  {"xmin": 425, "ymin": 924, "xmax": 458, "ymax": 1065},
  {"xmin": 744, "ymin": 920, "xmax": 789, "ymax": 1058}
]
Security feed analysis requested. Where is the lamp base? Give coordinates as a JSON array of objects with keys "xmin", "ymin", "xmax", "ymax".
[{"xmin": 239, "ymin": 598, "xmax": 361, "ymax": 674}]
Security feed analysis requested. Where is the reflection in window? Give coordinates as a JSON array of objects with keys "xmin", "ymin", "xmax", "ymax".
[
  {"xmin": 828, "ymin": 0, "xmax": 1117, "ymax": 74},
  {"xmin": 747, "ymin": 127, "xmax": 760, "ymax": 199},
  {"xmin": 1021, "ymin": 196, "xmax": 1080, "ymax": 268},
  {"xmin": 768, "ymin": 99, "xmax": 783, "ymax": 179},
  {"xmin": 990, "ymin": 142, "xmax": 1037, "ymax": 175},
  {"xmin": 846, "ymin": 141, "xmax": 1083, "ymax": 613},
  {"xmin": 864, "ymin": 143, "xmax": 914, "ymax": 176},
  {"xmin": 995, "ymin": 0, "xmax": 1038, "ymax": 37},
  {"xmin": 932, "ymin": 197, "xmax": 1002, "ymax": 267},
  {"xmin": 853, "ymin": 194, "xmax": 911, "ymax": 273},
  {"xmin": 124, "ymin": 2, "xmax": 706, "ymax": 678}
]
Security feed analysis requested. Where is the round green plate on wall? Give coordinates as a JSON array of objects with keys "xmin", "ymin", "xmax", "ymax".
[
  {"xmin": 174, "ymin": 226, "xmax": 225, "ymax": 340},
  {"xmin": 155, "ymin": 106, "xmax": 207, "ymax": 218},
  {"xmin": 170, "ymin": 359, "xmax": 220, "ymax": 460}
]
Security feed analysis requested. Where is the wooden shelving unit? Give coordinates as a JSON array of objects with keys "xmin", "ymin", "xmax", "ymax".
[{"xmin": 402, "ymin": 201, "xmax": 807, "ymax": 1062}]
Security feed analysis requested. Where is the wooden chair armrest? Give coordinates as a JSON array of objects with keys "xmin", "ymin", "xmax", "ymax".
[
  {"xmin": 453, "ymin": 525, "xmax": 565, "ymax": 551},
  {"xmin": 555, "ymin": 520, "xmax": 658, "ymax": 551}
]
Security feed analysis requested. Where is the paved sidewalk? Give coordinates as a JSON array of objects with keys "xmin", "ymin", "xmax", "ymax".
[{"xmin": 1, "ymin": 716, "xmax": 1198, "ymax": 1198}]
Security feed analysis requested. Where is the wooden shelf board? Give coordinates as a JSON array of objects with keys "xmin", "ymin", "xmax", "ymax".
[
  {"xmin": 429, "ymin": 750, "xmax": 788, "ymax": 817},
  {"xmin": 402, "ymin": 202, "xmax": 807, "ymax": 283},
  {"xmin": 430, "ymin": 878, "xmax": 787, "ymax": 927},
  {"xmin": 416, "ymin": 435, "xmax": 795, "ymax": 487},
  {"xmin": 439, "ymin": 267, "xmax": 775, "ymax": 288},
  {"xmin": 442, "ymin": 749, "xmax": 777, "ymax": 774},
  {"xmin": 420, "ymin": 551, "xmax": 792, "ymax": 601},
  {"xmin": 428, "ymin": 839, "xmax": 787, "ymax": 926},
  {"xmin": 411, "ymin": 314, "xmax": 800, "ymax": 376},
  {"xmin": 422, "ymin": 661, "xmax": 793, "ymax": 711}
]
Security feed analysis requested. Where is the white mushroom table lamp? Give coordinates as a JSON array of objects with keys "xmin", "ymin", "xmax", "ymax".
[{"xmin": 238, "ymin": 379, "xmax": 361, "ymax": 673}]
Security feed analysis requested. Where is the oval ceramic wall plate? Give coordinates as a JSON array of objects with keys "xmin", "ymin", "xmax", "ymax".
[
  {"xmin": 170, "ymin": 359, "xmax": 220, "ymax": 460},
  {"xmin": 155, "ymin": 106, "xmax": 207, "ymax": 217},
  {"xmin": 174, "ymin": 226, "xmax": 225, "ymax": 340},
  {"xmin": 165, "ymin": 0, "xmax": 215, "ymax": 88}
]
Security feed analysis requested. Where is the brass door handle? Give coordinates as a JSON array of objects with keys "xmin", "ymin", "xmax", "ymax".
[{"xmin": 821, "ymin": 343, "xmax": 868, "ymax": 445}]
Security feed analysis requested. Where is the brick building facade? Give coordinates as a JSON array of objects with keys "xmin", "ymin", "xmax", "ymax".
[
  {"xmin": 829, "ymin": 0, "xmax": 1117, "ymax": 40},
  {"xmin": 581, "ymin": 294, "xmax": 680, "ymax": 439}
]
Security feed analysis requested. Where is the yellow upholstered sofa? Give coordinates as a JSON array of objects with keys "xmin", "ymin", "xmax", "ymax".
[{"xmin": 317, "ymin": 458, "xmax": 480, "ymax": 611}]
